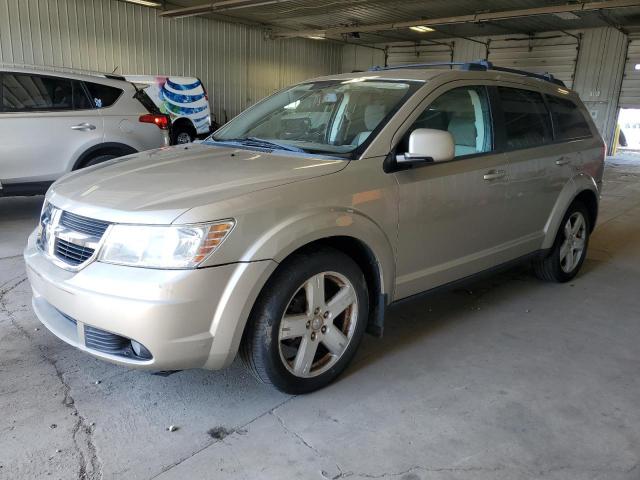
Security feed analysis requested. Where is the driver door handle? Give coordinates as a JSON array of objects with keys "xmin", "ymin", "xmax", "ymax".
[
  {"xmin": 483, "ymin": 170, "xmax": 506, "ymax": 181},
  {"xmin": 71, "ymin": 123, "xmax": 96, "ymax": 131},
  {"xmin": 555, "ymin": 157, "xmax": 571, "ymax": 166}
]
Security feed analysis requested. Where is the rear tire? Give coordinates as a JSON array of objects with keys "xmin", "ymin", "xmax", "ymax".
[
  {"xmin": 533, "ymin": 201, "xmax": 591, "ymax": 282},
  {"xmin": 241, "ymin": 248, "xmax": 369, "ymax": 394},
  {"xmin": 171, "ymin": 127, "xmax": 196, "ymax": 145}
]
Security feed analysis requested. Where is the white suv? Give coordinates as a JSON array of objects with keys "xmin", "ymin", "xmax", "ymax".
[{"xmin": 0, "ymin": 67, "xmax": 170, "ymax": 196}]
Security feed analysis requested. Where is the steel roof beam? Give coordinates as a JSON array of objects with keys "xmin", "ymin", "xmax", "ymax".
[
  {"xmin": 160, "ymin": 0, "xmax": 296, "ymax": 18},
  {"xmin": 272, "ymin": 0, "xmax": 640, "ymax": 38}
]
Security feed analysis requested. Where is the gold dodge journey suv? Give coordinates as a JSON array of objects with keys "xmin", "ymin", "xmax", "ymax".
[{"xmin": 25, "ymin": 62, "xmax": 605, "ymax": 393}]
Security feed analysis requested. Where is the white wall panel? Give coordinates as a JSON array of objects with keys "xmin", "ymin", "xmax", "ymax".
[
  {"xmin": 386, "ymin": 42, "xmax": 453, "ymax": 67},
  {"xmin": 620, "ymin": 37, "xmax": 640, "ymax": 108},
  {"xmin": 573, "ymin": 27, "xmax": 627, "ymax": 148},
  {"xmin": 487, "ymin": 33, "xmax": 579, "ymax": 88},
  {"xmin": 342, "ymin": 43, "xmax": 386, "ymax": 72},
  {"xmin": 452, "ymin": 38, "xmax": 488, "ymax": 63},
  {"xmin": 0, "ymin": 0, "xmax": 342, "ymax": 123},
  {"xmin": 341, "ymin": 27, "xmax": 628, "ymax": 143}
]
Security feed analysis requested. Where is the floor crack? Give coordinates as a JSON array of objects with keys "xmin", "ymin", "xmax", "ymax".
[
  {"xmin": 272, "ymin": 410, "xmax": 323, "ymax": 457},
  {"xmin": 1, "ymin": 291, "xmax": 103, "ymax": 480},
  {"xmin": 272, "ymin": 410, "xmax": 344, "ymax": 479},
  {"xmin": 0, "ymin": 275, "xmax": 27, "ymax": 297},
  {"xmin": 149, "ymin": 396, "xmax": 296, "ymax": 479}
]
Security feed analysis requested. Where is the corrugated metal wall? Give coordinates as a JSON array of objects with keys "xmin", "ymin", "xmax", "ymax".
[
  {"xmin": 387, "ymin": 42, "xmax": 453, "ymax": 66},
  {"xmin": 342, "ymin": 27, "xmax": 628, "ymax": 144},
  {"xmin": 573, "ymin": 27, "xmax": 627, "ymax": 148},
  {"xmin": 0, "ymin": 0, "xmax": 343, "ymax": 123},
  {"xmin": 487, "ymin": 33, "xmax": 579, "ymax": 88},
  {"xmin": 342, "ymin": 44, "xmax": 386, "ymax": 72},
  {"xmin": 452, "ymin": 39, "xmax": 487, "ymax": 63}
]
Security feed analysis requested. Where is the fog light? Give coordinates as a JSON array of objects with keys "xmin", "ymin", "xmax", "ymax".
[{"xmin": 131, "ymin": 340, "xmax": 152, "ymax": 359}]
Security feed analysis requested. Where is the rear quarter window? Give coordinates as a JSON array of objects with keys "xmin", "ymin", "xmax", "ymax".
[
  {"xmin": 84, "ymin": 82, "xmax": 123, "ymax": 108},
  {"xmin": 497, "ymin": 87, "xmax": 553, "ymax": 150},
  {"xmin": 547, "ymin": 95, "xmax": 592, "ymax": 140}
]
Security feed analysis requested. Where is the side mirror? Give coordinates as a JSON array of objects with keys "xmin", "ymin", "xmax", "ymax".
[{"xmin": 397, "ymin": 128, "xmax": 455, "ymax": 166}]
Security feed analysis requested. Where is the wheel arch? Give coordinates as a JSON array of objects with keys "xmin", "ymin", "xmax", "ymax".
[
  {"xmin": 203, "ymin": 210, "xmax": 396, "ymax": 369},
  {"xmin": 573, "ymin": 189, "xmax": 598, "ymax": 233},
  {"xmin": 282, "ymin": 236, "xmax": 387, "ymax": 337},
  {"xmin": 542, "ymin": 174, "xmax": 599, "ymax": 249},
  {"xmin": 72, "ymin": 142, "xmax": 137, "ymax": 170},
  {"xmin": 171, "ymin": 117, "xmax": 197, "ymax": 135},
  {"xmin": 230, "ymin": 209, "xmax": 396, "ymax": 302}
]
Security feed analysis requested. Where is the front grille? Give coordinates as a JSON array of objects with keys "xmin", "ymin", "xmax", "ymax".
[
  {"xmin": 39, "ymin": 207, "xmax": 110, "ymax": 268},
  {"xmin": 55, "ymin": 239, "xmax": 95, "ymax": 266},
  {"xmin": 59, "ymin": 211, "xmax": 109, "ymax": 237},
  {"xmin": 84, "ymin": 325, "xmax": 129, "ymax": 354}
]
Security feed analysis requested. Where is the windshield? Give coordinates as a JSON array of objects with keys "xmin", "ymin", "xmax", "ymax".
[{"xmin": 210, "ymin": 79, "xmax": 417, "ymax": 157}]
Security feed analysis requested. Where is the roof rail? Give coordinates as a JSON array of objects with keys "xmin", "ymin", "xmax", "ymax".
[
  {"xmin": 368, "ymin": 60, "xmax": 566, "ymax": 87},
  {"xmin": 369, "ymin": 62, "xmax": 468, "ymax": 71},
  {"xmin": 463, "ymin": 60, "xmax": 566, "ymax": 87}
]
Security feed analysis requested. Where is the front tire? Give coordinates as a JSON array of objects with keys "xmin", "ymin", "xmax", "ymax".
[
  {"xmin": 241, "ymin": 248, "xmax": 369, "ymax": 394},
  {"xmin": 533, "ymin": 201, "xmax": 591, "ymax": 282}
]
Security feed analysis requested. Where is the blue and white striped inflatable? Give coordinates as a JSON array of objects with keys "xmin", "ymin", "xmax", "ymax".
[
  {"xmin": 125, "ymin": 75, "xmax": 212, "ymax": 135},
  {"xmin": 158, "ymin": 78, "xmax": 211, "ymax": 134}
]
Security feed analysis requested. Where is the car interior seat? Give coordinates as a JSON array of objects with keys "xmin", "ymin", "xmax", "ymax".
[{"xmin": 352, "ymin": 104, "xmax": 387, "ymax": 146}]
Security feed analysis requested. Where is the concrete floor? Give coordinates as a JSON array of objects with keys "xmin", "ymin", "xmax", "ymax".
[{"xmin": 1, "ymin": 156, "xmax": 639, "ymax": 480}]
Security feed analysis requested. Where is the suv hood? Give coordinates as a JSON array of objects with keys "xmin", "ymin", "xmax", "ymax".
[{"xmin": 48, "ymin": 144, "xmax": 348, "ymax": 224}]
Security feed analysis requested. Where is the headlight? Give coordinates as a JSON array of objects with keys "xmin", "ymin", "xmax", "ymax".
[{"xmin": 98, "ymin": 220, "xmax": 234, "ymax": 269}]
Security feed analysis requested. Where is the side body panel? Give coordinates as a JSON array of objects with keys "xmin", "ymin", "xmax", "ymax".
[
  {"xmin": 0, "ymin": 108, "xmax": 104, "ymax": 183},
  {"xmin": 498, "ymin": 85, "xmax": 604, "ymax": 251},
  {"xmin": 386, "ymin": 79, "xmax": 513, "ymax": 298},
  {"xmin": 175, "ymin": 157, "xmax": 399, "ymax": 299}
]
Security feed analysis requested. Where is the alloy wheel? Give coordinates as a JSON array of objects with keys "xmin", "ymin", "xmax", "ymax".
[
  {"xmin": 560, "ymin": 211, "xmax": 587, "ymax": 273},
  {"xmin": 175, "ymin": 132, "xmax": 192, "ymax": 144},
  {"xmin": 278, "ymin": 271, "xmax": 359, "ymax": 378}
]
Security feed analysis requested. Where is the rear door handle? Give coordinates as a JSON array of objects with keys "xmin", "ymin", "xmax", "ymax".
[
  {"xmin": 555, "ymin": 158, "xmax": 571, "ymax": 166},
  {"xmin": 71, "ymin": 123, "xmax": 96, "ymax": 131},
  {"xmin": 483, "ymin": 170, "xmax": 506, "ymax": 181}
]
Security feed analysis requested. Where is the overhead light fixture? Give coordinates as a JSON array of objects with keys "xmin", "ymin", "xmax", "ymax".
[
  {"xmin": 308, "ymin": 35, "xmax": 326, "ymax": 40},
  {"xmin": 121, "ymin": 0, "xmax": 162, "ymax": 8},
  {"xmin": 553, "ymin": 11, "xmax": 580, "ymax": 20},
  {"xmin": 410, "ymin": 26, "xmax": 434, "ymax": 33}
]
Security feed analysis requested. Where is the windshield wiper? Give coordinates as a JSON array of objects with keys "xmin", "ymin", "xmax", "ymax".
[{"xmin": 222, "ymin": 137, "xmax": 306, "ymax": 153}]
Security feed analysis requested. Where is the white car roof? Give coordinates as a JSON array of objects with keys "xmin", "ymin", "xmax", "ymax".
[{"xmin": 0, "ymin": 63, "xmax": 133, "ymax": 89}]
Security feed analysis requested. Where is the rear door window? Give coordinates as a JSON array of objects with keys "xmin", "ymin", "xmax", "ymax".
[
  {"xmin": 497, "ymin": 87, "xmax": 552, "ymax": 150},
  {"xmin": 72, "ymin": 81, "xmax": 93, "ymax": 110},
  {"xmin": 2, "ymin": 73, "xmax": 75, "ymax": 111},
  {"xmin": 546, "ymin": 95, "xmax": 592, "ymax": 140},
  {"xmin": 84, "ymin": 82, "xmax": 123, "ymax": 108}
]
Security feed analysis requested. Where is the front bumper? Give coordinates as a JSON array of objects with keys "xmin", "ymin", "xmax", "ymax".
[{"xmin": 24, "ymin": 231, "xmax": 276, "ymax": 371}]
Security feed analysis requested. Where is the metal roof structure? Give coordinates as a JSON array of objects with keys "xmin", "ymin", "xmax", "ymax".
[{"xmin": 156, "ymin": 0, "xmax": 640, "ymax": 44}]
